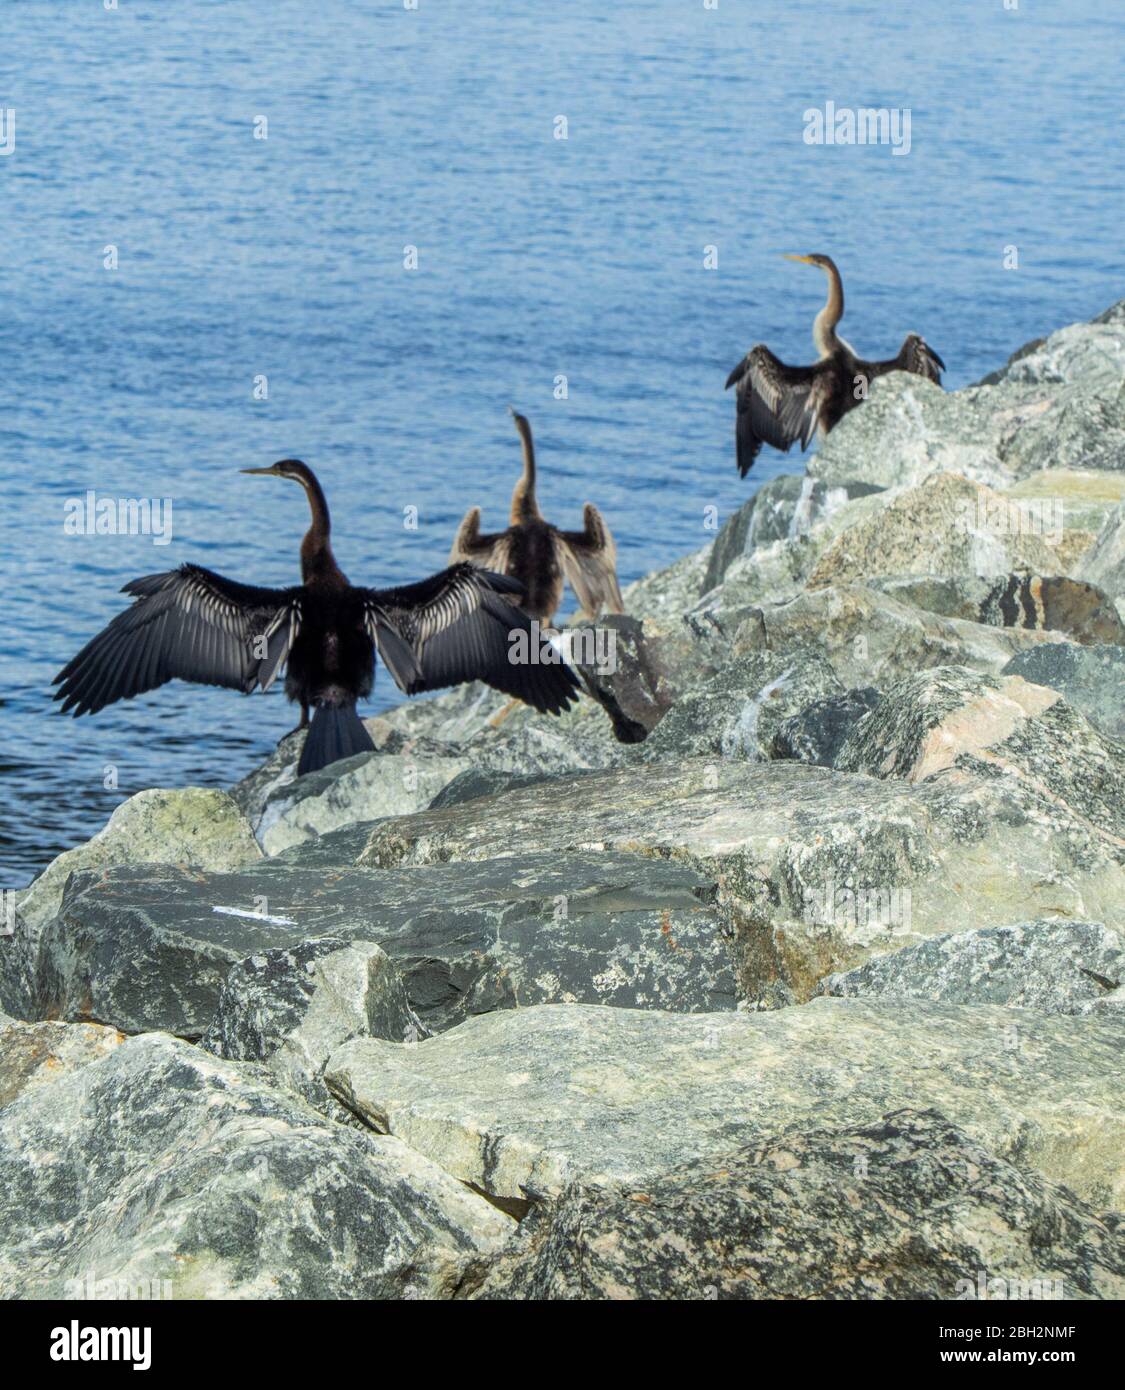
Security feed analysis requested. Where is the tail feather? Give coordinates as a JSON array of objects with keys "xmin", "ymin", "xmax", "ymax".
[{"xmin": 297, "ymin": 702, "xmax": 375, "ymax": 776}]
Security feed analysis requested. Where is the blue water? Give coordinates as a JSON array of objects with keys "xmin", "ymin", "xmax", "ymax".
[{"xmin": 1, "ymin": 0, "xmax": 1121, "ymax": 882}]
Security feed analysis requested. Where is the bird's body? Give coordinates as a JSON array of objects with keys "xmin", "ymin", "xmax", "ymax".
[
  {"xmin": 285, "ymin": 584, "xmax": 372, "ymax": 710},
  {"xmin": 451, "ymin": 409, "xmax": 625, "ymax": 624},
  {"xmin": 279, "ymin": 464, "xmax": 370, "ymax": 736},
  {"xmin": 725, "ymin": 254, "xmax": 945, "ymax": 476},
  {"xmin": 54, "ymin": 459, "xmax": 579, "ymax": 776},
  {"xmin": 497, "ymin": 519, "xmax": 565, "ymax": 620}
]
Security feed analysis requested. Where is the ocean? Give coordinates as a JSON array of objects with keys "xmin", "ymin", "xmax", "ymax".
[{"xmin": 1, "ymin": 0, "xmax": 1121, "ymax": 882}]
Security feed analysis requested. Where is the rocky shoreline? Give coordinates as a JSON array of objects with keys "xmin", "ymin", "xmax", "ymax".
[{"xmin": 2, "ymin": 302, "xmax": 1124, "ymax": 1300}]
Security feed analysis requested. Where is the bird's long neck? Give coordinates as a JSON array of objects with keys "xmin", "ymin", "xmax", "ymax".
[
  {"xmin": 812, "ymin": 261, "xmax": 845, "ymax": 358},
  {"xmin": 298, "ymin": 472, "xmax": 345, "ymax": 586},
  {"xmin": 510, "ymin": 417, "xmax": 542, "ymax": 524}
]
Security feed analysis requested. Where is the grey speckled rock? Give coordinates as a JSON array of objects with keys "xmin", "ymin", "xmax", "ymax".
[
  {"xmin": 228, "ymin": 728, "xmax": 307, "ymax": 823},
  {"xmin": 641, "ymin": 648, "xmax": 843, "ymax": 762},
  {"xmin": 34, "ymin": 853, "xmax": 733, "ymax": 1035},
  {"xmin": 867, "ymin": 573, "xmax": 1125, "ymax": 646},
  {"xmin": 702, "ymin": 474, "xmax": 882, "ymax": 591},
  {"xmin": 229, "ymin": 686, "xmax": 508, "ymax": 822},
  {"xmin": 0, "ymin": 1033, "xmax": 511, "ymax": 1300},
  {"xmin": 1, "ymin": 788, "xmax": 262, "ymax": 1021},
  {"xmin": 1001, "ymin": 468, "xmax": 1125, "ymax": 543},
  {"xmin": 982, "ymin": 301, "xmax": 1125, "ymax": 389},
  {"xmin": 809, "ymin": 307, "xmax": 1125, "ymax": 492},
  {"xmin": 735, "ymin": 583, "xmax": 1062, "ymax": 689},
  {"xmin": 466, "ymin": 1109, "xmax": 1125, "ymax": 1301},
  {"xmin": 354, "ymin": 758, "xmax": 1123, "ymax": 1002},
  {"xmin": 201, "ymin": 938, "xmax": 422, "ymax": 1117},
  {"xmin": 694, "ymin": 486, "xmax": 922, "ymax": 621},
  {"xmin": 806, "ymin": 372, "xmax": 994, "ymax": 490},
  {"xmin": 427, "ymin": 767, "xmax": 563, "ymax": 811},
  {"xmin": 326, "ymin": 999, "xmax": 1125, "ymax": 1207},
  {"xmin": 836, "ymin": 665, "xmax": 1125, "ymax": 839},
  {"xmin": 240, "ymin": 673, "xmax": 630, "ymax": 840},
  {"xmin": 1003, "ymin": 379, "xmax": 1125, "ymax": 478},
  {"xmin": 18, "ymin": 789, "xmax": 262, "ymax": 934},
  {"xmin": 821, "ymin": 921, "xmax": 1125, "ymax": 1016},
  {"xmin": 0, "ymin": 1020, "xmax": 124, "ymax": 1109},
  {"xmin": 623, "ymin": 545, "xmax": 713, "ymax": 625},
  {"xmin": 1079, "ymin": 501, "xmax": 1125, "ymax": 600},
  {"xmin": 1002, "ymin": 643, "xmax": 1125, "ymax": 740},
  {"xmin": 806, "ymin": 473, "xmax": 1065, "ymax": 588},
  {"xmin": 463, "ymin": 706, "xmax": 620, "ymax": 776},
  {"xmin": 257, "ymin": 750, "xmax": 471, "ymax": 856},
  {"xmin": 770, "ymin": 687, "xmax": 881, "ymax": 767},
  {"xmin": 268, "ymin": 821, "xmax": 383, "ymax": 868}
]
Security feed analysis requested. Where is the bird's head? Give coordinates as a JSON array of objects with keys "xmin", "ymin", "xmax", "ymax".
[
  {"xmin": 783, "ymin": 253, "xmax": 838, "ymax": 275},
  {"xmin": 507, "ymin": 405, "xmax": 531, "ymax": 434},
  {"xmin": 241, "ymin": 458, "xmax": 315, "ymax": 486}
]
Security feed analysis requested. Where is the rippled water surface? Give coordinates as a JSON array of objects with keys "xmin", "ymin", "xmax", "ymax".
[{"xmin": 1, "ymin": 0, "xmax": 1121, "ymax": 881}]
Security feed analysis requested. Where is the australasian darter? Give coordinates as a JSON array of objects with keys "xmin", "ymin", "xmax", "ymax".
[
  {"xmin": 53, "ymin": 460, "xmax": 579, "ymax": 775},
  {"xmin": 450, "ymin": 409, "xmax": 646, "ymax": 744},
  {"xmin": 725, "ymin": 254, "xmax": 945, "ymax": 476},
  {"xmin": 450, "ymin": 408, "xmax": 625, "ymax": 624}
]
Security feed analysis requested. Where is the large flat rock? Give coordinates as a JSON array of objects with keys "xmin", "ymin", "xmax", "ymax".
[
  {"xmin": 0, "ymin": 1019, "xmax": 124, "ymax": 1109},
  {"xmin": 257, "ymin": 750, "xmax": 472, "ymax": 856},
  {"xmin": 836, "ymin": 665, "xmax": 1125, "ymax": 838},
  {"xmin": 1002, "ymin": 643, "xmax": 1125, "ymax": 740},
  {"xmin": 806, "ymin": 473, "xmax": 1065, "ymax": 589},
  {"xmin": 640, "ymin": 648, "xmax": 842, "ymax": 762},
  {"xmin": 201, "ymin": 938, "xmax": 421, "ymax": 1118},
  {"xmin": 33, "ymin": 853, "xmax": 733, "ymax": 1036},
  {"xmin": 734, "ymin": 583, "xmax": 1063, "ymax": 689},
  {"xmin": 1, "ymin": 788, "xmax": 263, "ymax": 1022},
  {"xmin": 351, "ymin": 758, "xmax": 1123, "ymax": 1002},
  {"xmin": 808, "ymin": 320, "xmax": 1125, "ymax": 491},
  {"xmin": 821, "ymin": 921, "xmax": 1125, "ymax": 1016},
  {"xmin": 1080, "ymin": 501, "xmax": 1125, "ymax": 600},
  {"xmin": 467, "ymin": 1108, "xmax": 1125, "ymax": 1301},
  {"xmin": 326, "ymin": 1000, "xmax": 1125, "ymax": 1208},
  {"xmin": 0, "ymin": 1032, "xmax": 510, "ymax": 1299}
]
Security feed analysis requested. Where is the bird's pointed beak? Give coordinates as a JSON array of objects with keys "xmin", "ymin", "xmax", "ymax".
[
  {"xmin": 240, "ymin": 464, "xmax": 278, "ymax": 475},
  {"xmin": 783, "ymin": 254, "xmax": 813, "ymax": 264}
]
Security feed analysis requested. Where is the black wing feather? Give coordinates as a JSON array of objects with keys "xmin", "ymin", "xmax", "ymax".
[
  {"xmin": 726, "ymin": 345, "xmax": 821, "ymax": 477},
  {"xmin": 362, "ymin": 563, "xmax": 579, "ymax": 715},
  {"xmin": 53, "ymin": 564, "xmax": 301, "ymax": 715},
  {"xmin": 864, "ymin": 334, "xmax": 945, "ymax": 386},
  {"xmin": 555, "ymin": 504, "xmax": 626, "ymax": 618}
]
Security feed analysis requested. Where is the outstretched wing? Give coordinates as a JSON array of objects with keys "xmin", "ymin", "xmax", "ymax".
[
  {"xmin": 725, "ymin": 345, "xmax": 822, "ymax": 477},
  {"xmin": 448, "ymin": 506, "xmax": 513, "ymax": 572},
  {"xmin": 361, "ymin": 562, "xmax": 579, "ymax": 716},
  {"xmin": 555, "ymin": 504, "xmax": 626, "ymax": 619},
  {"xmin": 864, "ymin": 333, "xmax": 945, "ymax": 386},
  {"xmin": 53, "ymin": 564, "xmax": 302, "ymax": 715}
]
